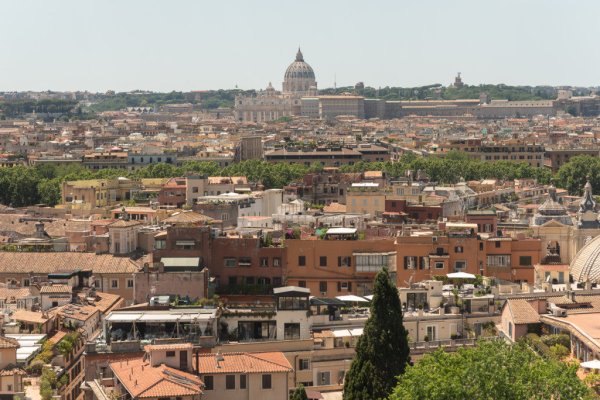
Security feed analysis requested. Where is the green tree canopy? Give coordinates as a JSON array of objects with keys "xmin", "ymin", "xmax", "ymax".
[
  {"xmin": 343, "ymin": 267, "xmax": 410, "ymax": 400},
  {"xmin": 290, "ymin": 384, "xmax": 308, "ymax": 400},
  {"xmin": 389, "ymin": 340, "xmax": 591, "ymax": 400},
  {"xmin": 556, "ymin": 155, "xmax": 600, "ymax": 195}
]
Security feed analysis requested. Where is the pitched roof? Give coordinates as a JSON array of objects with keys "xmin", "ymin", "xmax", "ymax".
[
  {"xmin": 12, "ymin": 310, "xmax": 51, "ymax": 324},
  {"xmin": 40, "ymin": 285, "xmax": 72, "ymax": 294},
  {"xmin": 110, "ymin": 358, "xmax": 203, "ymax": 398},
  {"xmin": 145, "ymin": 343, "xmax": 193, "ymax": 352},
  {"xmin": 506, "ymin": 299, "xmax": 540, "ymax": 324},
  {"xmin": 162, "ymin": 211, "xmax": 213, "ymax": 226},
  {"xmin": 0, "ymin": 252, "xmax": 139, "ymax": 274},
  {"xmin": 0, "ymin": 336, "xmax": 19, "ymax": 349},
  {"xmin": 196, "ymin": 352, "xmax": 292, "ymax": 375},
  {"xmin": 108, "ymin": 220, "xmax": 143, "ymax": 228}
]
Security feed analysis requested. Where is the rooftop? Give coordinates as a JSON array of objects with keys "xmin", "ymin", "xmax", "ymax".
[{"xmin": 196, "ymin": 352, "xmax": 292, "ymax": 374}]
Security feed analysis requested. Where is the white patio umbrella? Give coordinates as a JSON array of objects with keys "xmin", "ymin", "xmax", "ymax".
[
  {"xmin": 581, "ymin": 359, "xmax": 600, "ymax": 369},
  {"xmin": 447, "ymin": 272, "xmax": 477, "ymax": 279},
  {"xmin": 364, "ymin": 295, "xmax": 374, "ymax": 301}
]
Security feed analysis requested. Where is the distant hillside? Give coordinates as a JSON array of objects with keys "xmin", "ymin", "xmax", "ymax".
[
  {"xmin": 88, "ymin": 89, "xmax": 256, "ymax": 112},
  {"xmin": 320, "ymin": 84, "xmax": 594, "ymax": 101}
]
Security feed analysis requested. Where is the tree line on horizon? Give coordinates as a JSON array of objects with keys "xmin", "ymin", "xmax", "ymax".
[{"xmin": 0, "ymin": 153, "xmax": 597, "ymax": 208}]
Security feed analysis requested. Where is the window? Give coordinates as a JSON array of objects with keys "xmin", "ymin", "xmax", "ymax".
[
  {"xmin": 434, "ymin": 262, "xmax": 444, "ymax": 269},
  {"xmin": 355, "ymin": 253, "xmax": 394, "ymax": 273},
  {"xmin": 318, "ymin": 371, "xmax": 331, "ymax": 386},
  {"xmin": 166, "ymin": 351, "xmax": 175, "ymax": 357},
  {"xmin": 341, "ymin": 281, "xmax": 349, "ymax": 290},
  {"xmin": 298, "ymin": 256, "xmax": 306, "ymax": 266},
  {"xmin": 273, "ymin": 277, "xmax": 282, "ymax": 287},
  {"xmin": 127, "ymin": 279, "xmax": 134, "ymax": 288},
  {"xmin": 23, "ymin": 279, "xmax": 30, "ymax": 287},
  {"xmin": 404, "ymin": 256, "xmax": 417, "ymax": 270},
  {"xmin": 426, "ymin": 325, "xmax": 437, "ymax": 341},
  {"xmin": 320, "ymin": 256, "xmax": 328, "ymax": 267},
  {"xmin": 519, "ymin": 256, "xmax": 532, "ymax": 266},
  {"xmin": 338, "ymin": 370, "xmax": 346, "ymax": 385},
  {"xmin": 224, "ymin": 258, "xmax": 236, "ymax": 267},
  {"xmin": 284, "ymin": 323, "xmax": 301, "ymax": 340},
  {"xmin": 479, "ymin": 242, "xmax": 484, "ymax": 251},
  {"xmin": 319, "ymin": 281, "xmax": 327, "ymax": 293},
  {"xmin": 240, "ymin": 374, "xmax": 247, "ymax": 389},
  {"xmin": 226, "ymin": 375, "xmax": 236, "ymax": 390},
  {"xmin": 111, "ymin": 279, "xmax": 118, "ymax": 289},
  {"xmin": 495, "ymin": 241, "xmax": 501, "ymax": 248},
  {"xmin": 246, "ymin": 277, "xmax": 255, "ymax": 285},
  {"xmin": 262, "ymin": 374, "xmax": 272, "ymax": 389},
  {"xmin": 273, "ymin": 258, "xmax": 281, "ymax": 267},
  {"xmin": 454, "ymin": 261, "xmax": 466, "ymax": 271},
  {"xmin": 338, "ymin": 256, "xmax": 351, "ymax": 267},
  {"xmin": 192, "ymin": 187, "xmax": 199, "ymax": 193},
  {"xmin": 487, "ymin": 255, "xmax": 511, "ymax": 267},
  {"xmin": 204, "ymin": 375, "xmax": 214, "ymax": 390},
  {"xmin": 454, "ymin": 246, "xmax": 463, "ymax": 253},
  {"xmin": 298, "ymin": 280, "xmax": 306, "ymax": 288},
  {"xmin": 238, "ymin": 257, "xmax": 251, "ymax": 266},
  {"xmin": 299, "ymin": 359, "xmax": 310, "ymax": 370},
  {"xmin": 260, "ymin": 257, "xmax": 269, "ymax": 267}
]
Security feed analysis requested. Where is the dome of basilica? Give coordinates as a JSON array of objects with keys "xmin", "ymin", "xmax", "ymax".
[
  {"xmin": 282, "ymin": 48, "xmax": 317, "ymax": 95},
  {"xmin": 570, "ymin": 235, "xmax": 600, "ymax": 283},
  {"xmin": 284, "ymin": 49, "xmax": 315, "ymax": 80}
]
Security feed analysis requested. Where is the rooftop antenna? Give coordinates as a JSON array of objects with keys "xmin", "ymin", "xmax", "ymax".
[{"xmin": 334, "ymin": 74, "xmax": 337, "ymax": 90}]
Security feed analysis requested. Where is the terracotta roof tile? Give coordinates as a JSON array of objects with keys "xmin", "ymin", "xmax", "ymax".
[
  {"xmin": 0, "ymin": 336, "xmax": 19, "ymax": 349},
  {"xmin": 0, "ymin": 252, "xmax": 139, "ymax": 274},
  {"xmin": 196, "ymin": 352, "xmax": 292, "ymax": 375},
  {"xmin": 40, "ymin": 285, "xmax": 72, "ymax": 294},
  {"xmin": 12, "ymin": 310, "xmax": 51, "ymax": 325},
  {"xmin": 145, "ymin": 343, "xmax": 193, "ymax": 352},
  {"xmin": 507, "ymin": 299, "xmax": 540, "ymax": 324},
  {"xmin": 110, "ymin": 358, "xmax": 203, "ymax": 398}
]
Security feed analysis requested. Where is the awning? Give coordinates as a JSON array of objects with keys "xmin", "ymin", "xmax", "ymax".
[
  {"xmin": 161, "ymin": 257, "xmax": 200, "ymax": 268},
  {"xmin": 364, "ymin": 295, "xmax": 374, "ymax": 301},
  {"xmin": 310, "ymin": 297, "xmax": 346, "ymax": 307},
  {"xmin": 138, "ymin": 314, "xmax": 180, "ymax": 322},
  {"xmin": 349, "ymin": 328, "xmax": 364, "ymax": 336},
  {"xmin": 106, "ymin": 313, "xmax": 142, "ymax": 322},
  {"xmin": 332, "ymin": 329, "xmax": 351, "ymax": 338},
  {"xmin": 336, "ymin": 295, "xmax": 369, "ymax": 303},
  {"xmin": 175, "ymin": 241, "xmax": 195, "ymax": 246},
  {"xmin": 447, "ymin": 272, "xmax": 476, "ymax": 279}
]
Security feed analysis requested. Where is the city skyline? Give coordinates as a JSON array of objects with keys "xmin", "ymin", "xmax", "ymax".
[{"xmin": 1, "ymin": 0, "xmax": 600, "ymax": 92}]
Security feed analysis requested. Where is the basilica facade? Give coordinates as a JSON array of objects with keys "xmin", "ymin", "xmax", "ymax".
[{"xmin": 234, "ymin": 48, "xmax": 318, "ymax": 123}]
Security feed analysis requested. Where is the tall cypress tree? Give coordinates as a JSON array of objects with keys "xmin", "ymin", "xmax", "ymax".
[{"xmin": 343, "ymin": 267, "xmax": 410, "ymax": 400}]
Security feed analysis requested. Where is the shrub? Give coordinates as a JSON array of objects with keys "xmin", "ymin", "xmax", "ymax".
[
  {"xmin": 26, "ymin": 359, "xmax": 45, "ymax": 375},
  {"xmin": 523, "ymin": 333, "xmax": 556, "ymax": 359},
  {"xmin": 541, "ymin": 334, "xmax": 570, "ymax": 350},
  {"xmin": 549, "ymin": 344, "xmax": 570, "ymax": 359}
]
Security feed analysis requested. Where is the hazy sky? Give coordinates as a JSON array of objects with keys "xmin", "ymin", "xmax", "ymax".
[{"xmin": 1, "ymin": 0, "xmax": 599, "ymax": 92}]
